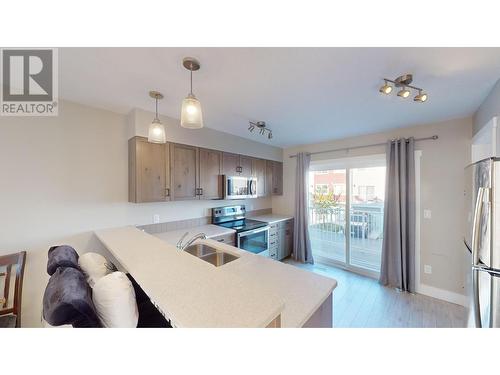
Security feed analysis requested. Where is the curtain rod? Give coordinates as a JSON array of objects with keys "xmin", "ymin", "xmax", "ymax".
[{"xmin": 288, "ymin": 135, "xmax": 438, "ymax": 158}]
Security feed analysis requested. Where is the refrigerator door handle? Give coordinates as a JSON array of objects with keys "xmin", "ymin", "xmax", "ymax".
[
  {"xmin": 472, "ymin": 268, "xmax": 482, "ymax": 328},
  {"xmin": 471, "ymin": 186, "xmax": 487, "ymax": 328},
  {"xmin": 471, "ymin": 187, "xmax": 487, "ymax": 268}
]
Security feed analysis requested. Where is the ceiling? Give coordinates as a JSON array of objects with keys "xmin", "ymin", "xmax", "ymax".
[{"xmin": 59, "ymin": 48, "xmax": 500, "ymax": 148}]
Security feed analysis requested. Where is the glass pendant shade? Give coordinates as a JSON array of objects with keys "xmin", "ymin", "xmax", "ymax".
[
  {"xmin": 181, "ymin": 93, "xmax": 204, "ymax": 129},
  {"xmin": 148, "ymin": 118, "xmax": 166, "ymax": 143}
]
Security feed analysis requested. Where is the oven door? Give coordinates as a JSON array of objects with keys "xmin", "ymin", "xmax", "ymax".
[{"xmin": 237, "ymin": 226, "xmax": 270, "ymax": 256}]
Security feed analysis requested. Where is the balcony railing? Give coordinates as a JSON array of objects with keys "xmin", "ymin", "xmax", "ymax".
[{"xmin": 308, "ymin": 203, "xmax": 384, "ymax": 271}]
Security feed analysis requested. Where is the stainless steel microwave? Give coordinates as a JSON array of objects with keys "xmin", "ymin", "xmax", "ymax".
[{"xmin": 224, "ymin": 175, "xmax": 257, "ymax": 199}]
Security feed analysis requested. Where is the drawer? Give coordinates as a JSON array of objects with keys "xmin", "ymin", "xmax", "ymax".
[
  {"xmin": 269, "ymin": 247, "xmax": 277, "ymax": 259},
  {"xmin": 211, "ymin": 233, "xmax": 236, "ymax": 246}
]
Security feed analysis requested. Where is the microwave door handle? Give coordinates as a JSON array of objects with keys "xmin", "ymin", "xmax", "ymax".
[{"xmin": 471, "ymin": 187, "xmax": 486, "ymax": 327}]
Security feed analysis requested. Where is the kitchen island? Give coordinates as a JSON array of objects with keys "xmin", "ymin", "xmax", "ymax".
[{"xmin": 95, "ymin": 226, "xmax": 337, "ymax": 328}]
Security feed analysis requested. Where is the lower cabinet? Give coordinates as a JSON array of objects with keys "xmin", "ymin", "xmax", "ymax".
[
  {"xmin": 269, "ymin": 219, "xmax": 294, "ymax": 261},
  {"xmin": 211, "ymin": 233, "xmax": 236, "ymax": 247}
]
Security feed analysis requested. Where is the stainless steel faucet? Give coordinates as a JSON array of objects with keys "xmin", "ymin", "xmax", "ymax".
[{"xmin": 176, "ymin": 232, "xmax": 207, "ymax": 250}]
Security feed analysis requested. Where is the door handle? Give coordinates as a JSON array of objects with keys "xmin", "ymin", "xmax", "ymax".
[
  {"xmin": 471, "ymin": 187, "xmax": 487, "ymax": 268},
  {"xmin": 471, "ymin": 186, "xmax": 488, "ymax": 328}
]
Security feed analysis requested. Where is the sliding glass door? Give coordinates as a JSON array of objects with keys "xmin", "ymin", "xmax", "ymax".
[{"xmin": 308, "ymin": 159, "xmax": 386, "ymax": 274}]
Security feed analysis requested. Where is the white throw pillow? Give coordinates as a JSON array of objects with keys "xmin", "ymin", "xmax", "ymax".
[
  {"xmin": 92, "ymin": 272, "xmax": 139, "ymax": 328},
  {"xmin": 78, "ymin": 252, "xmax": 115, "ymax": 287}
]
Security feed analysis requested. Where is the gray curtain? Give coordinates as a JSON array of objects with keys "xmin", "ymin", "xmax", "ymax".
[
  {"xmin": 379, "ymin": 138, "xmax": 416, "ymax": 292},
  {"xmin": 293, "ymin": 152, "xmax": 314, "ymax": 264}
]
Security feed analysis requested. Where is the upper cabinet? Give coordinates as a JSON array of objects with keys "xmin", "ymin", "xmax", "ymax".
[
  {"xmin": 267, "ymin": 160, "xmax": 283, "ymax": 196},
  {"xmin": 199, "ymin": 148, "xmax": 223, "ymax": 199},
  {"xmin": 252, "ymin": 158, "xmax": 267, "ymax": 197},
  {"xmin": 170, "ymin": 143, "xmax": 199, "ymax": 201},
  {"xmin": 129, "ymin": 137, "xmax": 283, "ymax": 202},
  {"xmin": 222, "ymin": 152, "xmax": 240, "ymax": 176},
  {"xmin": 239, "ymin": 155, "xmax": 253, "ymax": 177},
  {"xmin": 128, "ymin": 137, "xmax": 170, "ymax": 203},
  {"xmin": 222, "ymin": 152, "xmax": 253, "ymax": 177}
]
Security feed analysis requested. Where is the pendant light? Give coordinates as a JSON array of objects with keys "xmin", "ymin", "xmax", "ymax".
[
  {"xmin": 181, "ymin": 57, "xmax": 203, "ymax": 129},
  {"xmin": 148, "ymin": 91, "xmax": 166, "ymax": 143}
]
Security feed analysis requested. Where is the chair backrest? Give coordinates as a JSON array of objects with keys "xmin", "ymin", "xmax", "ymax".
[{"xmin": 0, "ymin": 251, "xmax": 26, "ymax": 327}]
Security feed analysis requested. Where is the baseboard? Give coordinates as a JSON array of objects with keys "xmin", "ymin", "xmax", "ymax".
[{"xmin": 417, "ymin": 283, "xmax": 469, "ymax": 307}]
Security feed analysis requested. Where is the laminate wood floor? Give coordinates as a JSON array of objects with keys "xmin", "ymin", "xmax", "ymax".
[{"xmin": 285, "ymin": 260, "xmax": 468, "ymax": 328}]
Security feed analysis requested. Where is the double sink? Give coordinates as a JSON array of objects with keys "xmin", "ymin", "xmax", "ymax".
[{"xmin": 184, "ymin": 243, "xmax": 239, "ymax": 267}]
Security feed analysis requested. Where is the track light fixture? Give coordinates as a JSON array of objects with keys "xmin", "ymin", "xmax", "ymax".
[
  {"xmin": 379, "ymin": 74, "xmax": 428, "ymax": 103},
  {"xmin": 379, "ymin": 80, "xmax": 393, "ymax": 95},
  {"xmin": 397, "ymin": 87, "xmax": 411, "ymax": 98},
  {"xmin": 414, "ymin": 90, "xmax": 428, "ymax": 103},
  {"xmin": 248, "ymin": 121, "xmax": 273, "ymax": 140}
]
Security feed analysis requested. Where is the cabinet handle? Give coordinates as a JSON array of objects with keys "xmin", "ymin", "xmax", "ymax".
[{"xmin": 217, "ymin": 239, "xmax": 224, "ymax": 242}]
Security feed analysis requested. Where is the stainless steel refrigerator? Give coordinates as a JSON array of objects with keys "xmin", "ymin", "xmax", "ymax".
[{"xmin": 464, "ymin": 157, "xmax": 500, "ymax": 327}]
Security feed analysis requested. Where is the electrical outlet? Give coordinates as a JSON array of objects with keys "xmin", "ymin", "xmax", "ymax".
[
  {"xmin": 423, "ymin": 209, "xmax": 432, "ymax": 219},
  {"xmin": 153, "ymin": 214, "xmax": 160, "ymax": 224},
  {"xmin": 424, "ymin": 264, "xmax": 432, "ymax": 274}
]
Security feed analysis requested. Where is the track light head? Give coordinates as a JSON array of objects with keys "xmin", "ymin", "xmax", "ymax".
[
  {"xmin": 268, "ymin": 132, "xmax": 273, "ymax": 140},
  {"xmin": 414, "ymin": 91, "xmax": 428, "ymax": 102},
  {"xmin": 397, "ymin": 87, "xmax": 411, "ymax": 99},
  {"xmin": 248, "ymin": 125, "xmax": 255, "ymax": 132},
  {"xmin": 379, "ymin": 81, "xmax": 393, "ymax": 95}
]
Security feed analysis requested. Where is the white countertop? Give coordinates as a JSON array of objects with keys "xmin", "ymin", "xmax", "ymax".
[
  {"xmin": 248, "ymin": 213, "xmax": 294, "ymax": 224},
  {"xmin": 95, "ymin": 226, "xmax": 336, "ymax": 328},
  {"xmin": 153, "ymin": 224, "xmax": 235, "ymax": 245}
]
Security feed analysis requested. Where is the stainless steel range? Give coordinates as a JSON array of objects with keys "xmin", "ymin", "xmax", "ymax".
[{"xmin": 212, "ymin": 205, "xmax": 270, "ymax": 256}]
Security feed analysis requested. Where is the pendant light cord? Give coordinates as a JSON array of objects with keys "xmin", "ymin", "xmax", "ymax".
[
  {"xmin": 155, "ymin": 96, "xmax": 159, "ymax": 120},
  {"xmin": 190, "ymin": 68, "xmax": 193, "ymax": 95}
]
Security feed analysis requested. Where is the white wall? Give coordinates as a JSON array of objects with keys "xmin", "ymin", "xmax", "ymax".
[
  {"xmin": 474, "ymin": 78, "xmax": 500, "ymax": 135},
  {"xmin": 274, "ymin": 117, "xmax": 472, "ymax": 298},
  {"xmin": 131, "ymin": 109, "xmax": 283, "ymax": 161},
  {"xmin": 0, "ymin": 100, "xmax": 280, "ymax": 327}
]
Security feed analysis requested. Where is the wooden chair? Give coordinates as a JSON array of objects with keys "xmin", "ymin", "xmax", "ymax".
[{"xmin": 0, "ymin": 251, "xmax": 26, "ymax": 328}]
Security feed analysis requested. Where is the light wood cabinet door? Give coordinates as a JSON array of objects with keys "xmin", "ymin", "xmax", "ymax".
[
  {"xmin": 266, "ymin": 160, "xmax": 283, "ymax": 196},
  {"xmin": 239, "ymin": 155, "xmax": 253, "ymax": 177},
  {"xmin": 222, "ymin": 152, "xmax": 240, "ymax": 176},
  {"xmin": 266, "ymin": 160, "xmax": 273, "ymax": 197},
  {"xmin": 199, "ymin": 148, "xmax": 223, "ymax": 199},
  {"xmin": 283, "ymin": 219, "xmax": 294, "ymax": 259},
  {"xmin": 170, "ymin": 143, "xmax": 199, "ymax": 201},
  {"xmin": 252, "ymin": 158, "xmax": 267, "ymax": 197},
  {"xmin": 271, "ymin": 161, "xmax": 283, "ymax": 195},
  {"xmin": 129, "ymin": 137, "xmax": 170, "ymax": 203}
]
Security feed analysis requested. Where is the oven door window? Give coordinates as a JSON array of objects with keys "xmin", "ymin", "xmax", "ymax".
[{"xmin": 239, "ymin": 230, "xmax": 268, "ymax": 254}]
